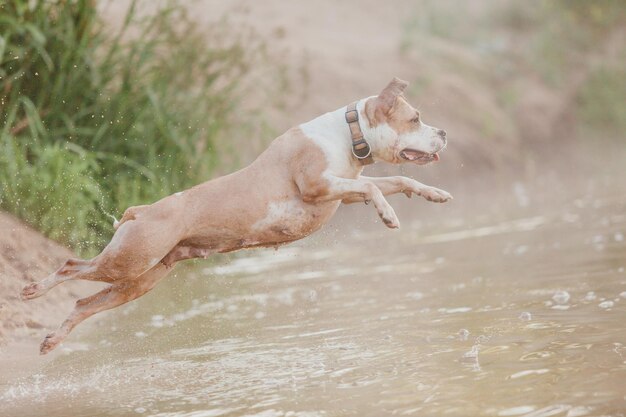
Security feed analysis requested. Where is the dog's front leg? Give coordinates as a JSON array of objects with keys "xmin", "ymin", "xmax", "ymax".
[
  {"xmin": 341, "ymin": 176, "xmax": 452, "ymax": 204},
  {"xmin": 300, "ymin": 176, "xmax": 400, "ymax": 228}
]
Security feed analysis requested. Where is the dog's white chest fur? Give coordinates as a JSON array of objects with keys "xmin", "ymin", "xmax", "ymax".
[{"xmin": 252, "ymin": 199, "xmax": 340, "ymax": 240}]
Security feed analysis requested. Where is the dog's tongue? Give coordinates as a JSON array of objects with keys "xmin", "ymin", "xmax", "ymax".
[{"xmin": 433, "ymin": 153, "xmax": 440, "ymax": 161}]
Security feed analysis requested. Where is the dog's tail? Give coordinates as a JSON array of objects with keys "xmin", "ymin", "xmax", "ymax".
[
  {"xmin": 112, "ymin": 205, "xmax": 149, "ymax": 230},
  {"xmin": 106, "ymin": 213, "xmax": 120, "ymax": 229}
]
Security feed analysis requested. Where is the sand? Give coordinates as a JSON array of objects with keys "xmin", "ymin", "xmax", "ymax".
[{"xmin": 0, "ymin": 212, "xmax": 100, "ymax": 370}]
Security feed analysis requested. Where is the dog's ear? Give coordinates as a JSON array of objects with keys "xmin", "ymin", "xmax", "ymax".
[{"xmin": 377, "ymin": 77, "xmax": 409, "ymax": 114}]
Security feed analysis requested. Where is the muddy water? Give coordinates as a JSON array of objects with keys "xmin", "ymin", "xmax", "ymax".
[{"xmin": 1, "ymin": 183, "xmax": 626, "ymax": 416}]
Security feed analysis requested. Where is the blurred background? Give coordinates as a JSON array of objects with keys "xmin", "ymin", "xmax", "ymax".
[
  {"xmin": 1, "ymin": 0, "xmax": 624, "ymax": 255},
  {"xmin": 1, "ymin": 1, "xmax": 625, "ymax": 416}
]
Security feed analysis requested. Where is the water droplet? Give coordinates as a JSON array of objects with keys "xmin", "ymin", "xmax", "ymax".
[
  {"xmin": 599, "ymin": 300, "xmax": 614, "ymax": 309},
  {"xmin": 406, "ymin": 291, "xmax": 423, "ymax": 301},
  {"xmin": 584, "ymin": 291, "xmax": 597, "ymax": 301},
  {"xmin": 519, "ymin": 312, "xmax": 532, "ymax": 321},
  {"xmin": 514, "ymin": 245, "xmax": 528, "ymax": 256},
  {"xmin": 620, "ymin": 291, "xmax": 626, "ymax": 299},
  {"xmin": 513, "ymin": 182, "xmax": 529, "ymax": 207},
  {"xmin": 552, "ymin": 290, "xmax": 570, "ymax": 304},
  {"xmin": 463, "ymin": 345, "xmax": 479, "ymax": 359}
]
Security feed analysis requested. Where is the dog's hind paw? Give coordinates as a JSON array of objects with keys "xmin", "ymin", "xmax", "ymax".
[
  {"xmin": 40, "ymin": 332, "xmax": 62, "ymax": 355},
  {"xmin": 21, "ymin": 282, "xmax": 44, "ymax": 300}
]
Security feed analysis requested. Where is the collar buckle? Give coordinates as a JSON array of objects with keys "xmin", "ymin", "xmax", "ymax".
[{"xmin": 345, "ymin": 102, "xmax": 374, "ymax": 165}]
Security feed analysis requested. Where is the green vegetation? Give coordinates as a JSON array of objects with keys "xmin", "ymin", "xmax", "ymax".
[
  {"xmin": 0, "ymin": 1, "xmax": 254, "ymax": 255},
  {"xmin": 577, "ymin": 66, "xmax": 626, "ymax": 137},
  {"xmin": 400, "ymin": 1, "xmax": 626, "ymax": 144},
  {"xmin": 499, "ymin": 1, "xmax": 626, "ymax": 139}
]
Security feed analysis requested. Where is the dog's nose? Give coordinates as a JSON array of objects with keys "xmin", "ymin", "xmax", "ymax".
[{"xmin": 438, "ymin": 129, "xmax": 447, "ymax": 137}]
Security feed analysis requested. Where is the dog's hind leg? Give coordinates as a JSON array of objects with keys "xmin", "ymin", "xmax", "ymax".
[
  {"xmin": 39, "ymin": 262, "xmax": 172, "ymax": 354},
  {"xmin": 21, "ymin": 257, "xmax": 104, "ymax": 300},
  {"xmin": 22, "ymin": 218, "xmax": 183, "ymax": 300}
]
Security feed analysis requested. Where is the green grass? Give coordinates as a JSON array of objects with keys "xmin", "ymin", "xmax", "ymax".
[
  {"xmin": 577, "ymin": 66, "xmax": 626, "ymax": 138},
  {"xmin": 0, "ymin": 0, "xmax": 256, "ymax": 255}
]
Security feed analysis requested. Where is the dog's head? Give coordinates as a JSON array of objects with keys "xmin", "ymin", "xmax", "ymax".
[{"xmin": 364, "ymin": 77, "xmax": 447, "ymax": 165}]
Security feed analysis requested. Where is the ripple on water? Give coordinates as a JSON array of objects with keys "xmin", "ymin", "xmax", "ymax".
[
  {"xmin": 438, "ymin": 307, "xmax": 472, "ymax": 314},
  {"xmin": 583, "ymin": 291, "xmax": 597, "ymax": 301},
  {"xmin": 525, "ymin": 321, "xmax": 561, "ymax": 330},
  {"xmin": 508, "ymin": 369, "xmax": 549, "ymax": 379},
  {"xmin": 518, "ymin": 405, "xmax": 591, "ymax": 417},
  {"xmin": 519, "ymin": 351, "xmax": 554, "ymax": 362},
  {"xmin": 202, "ymin": 247, "xmax": 302, "ymax": 276},
  {"xmin": 458, "ymin": 329, "xmax": 470, "ymax": 341},
  {"xmin": 497, "ymin": 406, "xmax": 536, "ymax": 416},
  {"xmin": 149, "ymin": 407, "xmax": 247, "ymax": 416},
  {"xmin": 462, "ymin": 345, "xmax": 479, "ymax": 361}
]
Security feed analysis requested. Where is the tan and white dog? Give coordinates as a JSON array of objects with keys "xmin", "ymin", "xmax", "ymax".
[{"xmin": 22, "ymin": 77, "xmax": 452, "ymax": 354}]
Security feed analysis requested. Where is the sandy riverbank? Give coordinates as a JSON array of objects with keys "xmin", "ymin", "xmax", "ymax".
[{"xmin": 0, "ymin": 212, "xmax": 101, "ymax": 373}]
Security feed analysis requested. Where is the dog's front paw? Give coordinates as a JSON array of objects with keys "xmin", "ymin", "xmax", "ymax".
[
  {"xmin": 379, "ymin": 207, "xmax": 400, "ymax": 229},
  {"xmin": 419, "ymin": 187, "xmax": 453, "ymax": 203}
]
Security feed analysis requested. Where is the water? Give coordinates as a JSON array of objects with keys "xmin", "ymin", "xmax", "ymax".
[{"xmin": 1, "ymin": 185, "xmax": 626, "ymax": 416}]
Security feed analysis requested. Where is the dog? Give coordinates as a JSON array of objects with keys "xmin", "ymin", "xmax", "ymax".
[{"xmin": 21, "ymin": 77, "xmax": 452, "ymax": 354}]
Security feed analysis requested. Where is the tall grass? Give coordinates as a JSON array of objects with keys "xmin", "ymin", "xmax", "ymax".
[{"xmin": 0, "ymin": 0, "xmax": 254, "ymax": 255}]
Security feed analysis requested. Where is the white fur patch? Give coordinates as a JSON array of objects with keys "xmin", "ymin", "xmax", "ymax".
[
  {"xmin": 299, "ymin": 106, "xmax": 360, "ymax": 178},
  {"xmin": 399, "ymin": 121, "xmax": 445, "ymax": 154},
  {"xmin": 362, "ymin": 121, "xmax": 399, "ymax": 161},
  {"xmin": 356, "ymin": 96, "xmax": 398, "ymax": 153},
  {"xmin": 252, "ymin": 200, "xmax": 306, "ymax": 231}
]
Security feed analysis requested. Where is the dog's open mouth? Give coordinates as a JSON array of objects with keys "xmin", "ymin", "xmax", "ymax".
[{"xmin": 399, "ymin": 149, "xmax": 440, "ymax": 164}]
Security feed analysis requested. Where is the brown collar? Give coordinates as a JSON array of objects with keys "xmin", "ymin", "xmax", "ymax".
[{"xmin": 345, "ymin": 101, "xmax": 374, "ymax": 165}]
